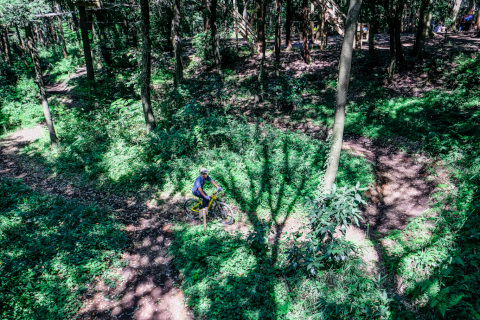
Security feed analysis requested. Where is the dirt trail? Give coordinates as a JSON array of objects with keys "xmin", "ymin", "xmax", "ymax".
[{"xmin": 0, "ymin": 126, "xmax": 192, "ymax": 320}]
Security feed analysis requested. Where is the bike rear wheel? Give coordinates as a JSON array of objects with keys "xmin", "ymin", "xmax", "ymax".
[
  {"xmin": 184, "ymin": 198, "xmax": 202, "ymax": 220},
  {"xmin": 213, "ymin": 202, "xmax": 234, "ymax": 225}
]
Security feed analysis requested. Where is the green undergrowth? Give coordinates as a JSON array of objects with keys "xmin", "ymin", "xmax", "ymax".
[
  {"xmin": 26, "ymin": 99, "xmax": 373, "ymax": 221},
  {"xmin": 0, "ymin": 178, "xmax": 128, "ymax": 320},
  {"xmin": 170, "ymin": 222, "xmax": 394, "ymax": 320}
]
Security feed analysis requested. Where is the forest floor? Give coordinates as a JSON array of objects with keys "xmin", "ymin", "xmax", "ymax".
[{"xmin": 1, "ymin": 31, "xmax": 472, "ymax": 319}]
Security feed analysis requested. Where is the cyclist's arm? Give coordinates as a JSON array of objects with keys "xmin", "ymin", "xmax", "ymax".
[
  {"xmin": 198, "ymin": 187, "xmax": 208, "ymax": 197},
  {"xmin": 211, "ymin": 180, "xmax": 219, "ymax": 189}
]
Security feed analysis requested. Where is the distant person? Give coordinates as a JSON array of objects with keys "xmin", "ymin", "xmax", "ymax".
[
  {"xmin": 435, "ymin": 22, "xmax": 443, "ymax": 33},
  {"xmin": 192, "ymin": 168, "xmax": 222, "ymax": 209}
]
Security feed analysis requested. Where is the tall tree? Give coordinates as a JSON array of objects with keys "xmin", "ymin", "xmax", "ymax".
[
  {"xmin": 2, "ymin": 27, "xmax": 11, "ymax": 64},
  {"xmin": 173, "ymin": 0, "xmax": 183, "ymax": 86},
  {"xmin": 285, "ymin": 0, "xmax": 292, "ymax": 49},
  {"xmin": 274, "ymin": 0, "xmax": 281, "ymax": 75},
  {"xmin": 257, "ymin": 0, "xmax": 267, "ymax": 82},
  {"xmin": 413, "ymin": 0, "xmax": 434, "ymax": 59},
  {"xmin": 140, "ymin": 0, "xmax": 156, "ymax": 134},
  {"xmin": 25, "ymin": 24, "xmax": 58, "ymax": 146},
  {"xmin": 77, "ymin": 2, "xmax": 94, "ymax": 82},
  {"xmin": 302, "ymin": 0, "xmax": 310, "ymax": 63},
  {"xmin": 210, "ymin": 0, "xmax": 222, "ymax": 76},
  {"xmin": 54, "ymin": 2, "xmax": 68, "ymax": 59},
  {"xmin": 384, "ymin": 0, "xmax": 405, "ymax": 82},
  {"xmin": 323, "ymin": 0, "xmax": 363, "ymax": 192},
  {"xmin": 451, "ymin": 0, "xmax": 462, "ymax": 31}
]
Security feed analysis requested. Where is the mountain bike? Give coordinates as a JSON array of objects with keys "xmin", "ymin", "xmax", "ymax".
[{"xmin": 184, "ymin": 191, "xmax": 234, "ymax": 225}]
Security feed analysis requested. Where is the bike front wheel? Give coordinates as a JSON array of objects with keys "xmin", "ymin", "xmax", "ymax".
[
  {"xmin": 184, "ymin": 198, "xmax": 201, "ymax": 220},
  {"xmin": 213, "ymin": 202, "xmax": 234, "ymax": 225}
]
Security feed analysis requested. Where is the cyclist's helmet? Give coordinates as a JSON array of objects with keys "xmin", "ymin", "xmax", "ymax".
[{"xmin": 199, "ymin": 168, "xmax": 209, "ymax": 174}]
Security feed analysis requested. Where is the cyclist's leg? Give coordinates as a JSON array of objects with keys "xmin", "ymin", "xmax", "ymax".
[{"xmin": 193, "ymin": 191, "xmax": 209, "ymax": 209}]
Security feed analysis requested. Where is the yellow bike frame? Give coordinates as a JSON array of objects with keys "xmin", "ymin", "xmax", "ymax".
[{"xmin": 190, "ymin": 193, "xmax": 217, "ymax": 213}]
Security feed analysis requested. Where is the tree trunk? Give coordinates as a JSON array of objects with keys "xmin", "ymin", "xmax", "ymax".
[
  {"xmin": 475, "ymin": 0, "xmax": 480, "ymax": 30},
  {"xmin": 15, "ymin": 26, "xmax": 25, "ymax": 51},
  {"xmin": 323, "ymin": 0, "xmax": 362, "ymax": 192},
  {"xmin": 413, "ymin": 0, "xmax": 433, "ymax": 59},
  {"xmin": 275, "ymin": 0, "xmax": 281, "ymax": 76},
  {"xmin": 368, "ymin": 19, "xmax": 379, "ymax": 55},
  {"xmin": 451, "ymin": 0, "xmax": 462, "ymax": 31},
  {"xmin": 258, "ymin": 0, "xmax": 267, "ymax": 82},
  {"xmin": 203, "ymin": 0, "xmax": 211, "ymax": 32},
  {"xmin": 25, "ymin": 24, "xmax": 58, "ymax": 147},
  {"xmin": 92, "ymin": 3, "xmax": 112, "ymax": 65},
  {"xmin": 302, "ymin": 0, "xmax": 310, "ymax": 63},
  {"xmin": 54, "ymin": 3, "xmax": 68, "ymax": 59},
  {"xmin": 140, "ymin": 0, "xmax": 157, "ymax": 134},
  {"xmin": 211, "ymin": 0, "xmax": 223, "ymax": 76},
  {"xmin": 467, "ymin": 0, "xmax": 474, "ymax": 14},
  {"xmin": 285, "ymin": 0, "xmax": 292, "ymax": 49},
  {"xmin": 3, "ymin": 28, "xmax": 11, "ymax": 64},
  {"xmin": 310, "ymin": 2, "xmax": 315, "ymax": 44},
  {"xmin": 387, "ymin": 16, "xmax": 396, "ymax": 82},
  {"xmin": 394, "ymin": 0, "xmax": 405, "ymax": 64},
  {"xmin": 70, "ymin": 8, "xmax": 82, "ymax": 52},
  {"xmin": 78, "ymin": 4, "xmax": 95, "ymax": 82},
  {"xmin": 173, "ymin": 0, "xmax": 184, "ymax": 86}
]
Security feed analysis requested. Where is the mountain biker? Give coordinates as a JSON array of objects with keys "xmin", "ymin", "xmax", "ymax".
[{"xmin": 192, "ymin": 168, "xmax": 223, "ymax": 209}]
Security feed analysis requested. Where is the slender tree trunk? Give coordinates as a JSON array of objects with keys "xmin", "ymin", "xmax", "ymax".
[
  {"xmin": 302, "ymin": 0, "xmax": 310, "ymax": 63},
  {"xmin": 140, "ymin": 0, "xmax": 156, "ymax": 134},
  {"xmin": 70, "ymin": 9, "xmax": 82, "ymax": 52},
  {"xmin": 275, "ymin": 0, "xmax": 281, "ymax": 76},
  {"xmin": 234, "ymin": 0, "xmax": 239, "ymax": 50},
  {"xmin": 324, "ymin": 0, "xmax": 363, "ymax": 192},
  {"xmin": 25, "ymin": 24, "xmax": 58, "ymax": 147},
  {"xmin": 258, "ymin": 0, "xmax": 267, "ymax": 82},
  {"xmin": 203, "ymin": 0, "xmax": 211, "ymax": 32},
  {"xmin": 3, "ymin": 28, "xmax": 11, "ymax": 64},
  {"xmin": 173, "ymin": 0, "xmax": 184, "ymax": 86},
  {"xmin": 15, "ymin": 26, "xmax": 25, "ymax": 50},
  {"xmin": 78, "ymin": 4, "xmax": 95, "ymax": 82},
  {"xmin": 413, "ymin": 0, "xmax": 432, "ymax": 59},
  {"xmin": 310, "ymin": 2, "xmax": 315, "ymax": 43},
  {"xmin": 54, "ymin": 3, "xmax": 68, "ymax": 59},
  {"xmin": 394, "ymin": 0, "xmax": 405, "ymax": 64},
  {"xmin": 451, "ymin": 0, "xmax": 462, "ymax": 31},
  {"xmin": 211, "ymin": 0, "xmax": 223, "ymax": 76},
  {"xmin": 368, "ymin": 19, "xmax": 379, "ymax": 55},
  {"xmin": 285, "ymin": 0, "xmax": 292, "ymax": 49},
  {"xmin": 387, "ymin": 15, "xmax": 396, "ymax": 82}
]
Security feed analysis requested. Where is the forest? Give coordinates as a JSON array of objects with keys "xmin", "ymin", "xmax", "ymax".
[{"xmin": 0, "ymin": 0, "xmax": 479, "ymax": 319}]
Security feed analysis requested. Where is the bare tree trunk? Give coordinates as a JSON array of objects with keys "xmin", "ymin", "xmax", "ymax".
[
  {"xmin": 451, "ymin": 0, "xmax": 462, "ymax": 31},
  {"xmin": 15, "ymin": 26, "xmax": 25, "ymax": 50},
  {"xmin": 310, "ymin": 2, "xmax": 315, "ymax": 44},
  {"xmin": 475, "ymin": 0, "xmax": 480, "ymax": 31},
  {"xmin": 140, "ymin": 0, "xmax": 157, "ymax": 134},
  {"xmin": 54, "ymin": 3, "xmax": 68, "ymax": 59},
  {"xmin": 69, "ymin": 8, "xmax": 82, "ymax": 52},
  {"xmin": 25, "ymin": 24, "xmax": 58, "ymax": 147},
  {"xmin": 285, "ymin": 0, "xmax": 292, "ymax": 49},
  {"xmin": 413, "ymin": 0, "xmax": 432, "ymax": 59},
  {"xmin": 394, "ymin": 0, "xmax": 405, "ymax": 64},
  {"xmin": 3, "ymin": 28, "xmax": 11, "ymax": 64},
  {"xmin": 323, "ymin": 0, "xmax": 362, "ymax": 192},
  {"xmin": 211, "ymin": 0, "xmax": 223, "ymax": 76},
  {"xmin": 387, "ymin": 16, "xmax": 396, "ymax": 82},
  {"xmin": 302, "ymin": 0, "xmax": 310, "ymax": 63},
  {"xmin": 257, "ymin": 0, "xmax": 267, "ymax": 82},
  {"xmin": 234, "ymin": 0, "xmax": 239, "ymax": 50},
  {"xmin": 275, "ymin": 0, "xmax": 281, "ymax": 76},
  {"xmin": 203, "ymin": 0, "xmax": 211, "ymax": 32},
  {"xmin": 368, "ymin": 19, "xmax": 379, "ymax": 55},
  {"xmin": 78, "ymin": 4, "xmax": 95, "ymax": 82},
  {"xmin": 173, "ymin": 0, "xmax": 184, "ymax": 86}
]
